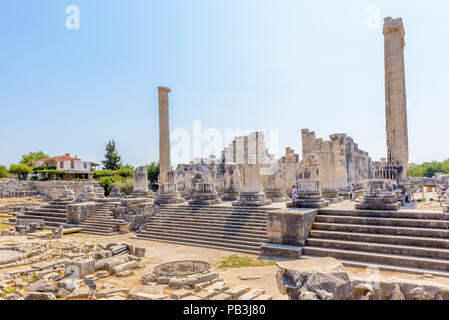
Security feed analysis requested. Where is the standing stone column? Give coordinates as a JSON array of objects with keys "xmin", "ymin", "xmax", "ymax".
[
  {"xmin": 383, "ymin": 17, "xmax": 409, "ymax": 178},
  {"xmin": 158, "ymin": 87, "xmax": 171, "ymax": 183}
]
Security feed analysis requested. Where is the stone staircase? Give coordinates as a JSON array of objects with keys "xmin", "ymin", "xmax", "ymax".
[
  {"xmin": 17, "ymin": 199, "xmax": 71, "ymax": 227},
  {"xmin": 302, "ymin": 208, "xmax": 449, "ymax": 272},
  {"xmin": 79, "ymin": 204, "xmax": 127, "ymax": 236},
  {"xmin": 137, "ymin": 205, "xmax": 272, "ymax": 255}
]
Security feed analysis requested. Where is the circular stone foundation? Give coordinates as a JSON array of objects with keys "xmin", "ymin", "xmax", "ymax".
[{"xmin": 153, "ymin": 260, "xmax": 210, "ymax": 278}]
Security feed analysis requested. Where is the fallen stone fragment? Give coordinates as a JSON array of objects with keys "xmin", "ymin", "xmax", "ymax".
[
  {"xmin": 55, "ymin": 288, "xmax": 71, "ymax": 298},
  {"xmin": 211, "ymin": 293, "xmax": 232, "ymax": 300},
  {"xmin": 276, "ymin": 257, "xmax": 353, "ymax": 300},
  {"xmin": 130, "ymin": 292, "xmax": 168, "ymax": 300},
  {"xmin": 253, "ymin": 294, "xmax": 273, "ymax": 300},
  {"xmin": 67, "ymin": 287, "xmax": 90, "ymax": 299},
  {"xmin": 171, "ymin": 288, "xmax": 192, "ymax": 300},
  {"xmin": 134, "ymin": 247, "xmax": 145, "ymax": 257},
  {"xmin": 97, "ymin": 287, "xmax": 129, "ymax": 298},
  {"xmin": 229, "ymin": 285, "xmax": 250, "ymax": 299},
  {"xmin": 23, "ymin": 292, "xmax": 56, "ymax": 300},
  {"xmin": 110, "ymin": 261, "xmax": 138, "ymax": 275},
  {"xmin": 96, "ymin": 270, "xmax": 109, "ymax": 278},
  {"xmin": 239, "ymin": 275, "xmax": 264, "ymax": 280},
  {"xmin": 197, "ymin": 289, "xmax": 219, "ymax": 300},
  {"xmin": 239, "ymin": 289, "xmax": 265, "ymax": 300},
  {"xmin": 117, "ymin": 270, "xmax": 134, "ymax": 277},
  {"xmin": 27, "ymin": 280, "xmax": 58, "ymax": 293}
]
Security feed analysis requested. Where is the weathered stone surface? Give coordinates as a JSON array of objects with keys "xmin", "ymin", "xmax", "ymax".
[
  {"xmin": 134, "ymin": 247, "xmax": 145, "ymax": 257},
  {"xmin": 211, "ymin": 292, "xmax": 232, "ymax": 300},
  {"xmin": 229, "ymin": 285, "xmax": 250, "ymax": 299},
  {"xmin": 266, "ymin": 209, "xmax": 318, "ymax": 246},
  {"xmin": 97, "ymin": 287, "xmax": 129, "ymax": 298},
  {"xmin": 239, "ymin": 289, "xmax": 265, "ymax": 300},
  {"xmin": 171, "ymin": 288, "xmax": 192, "ymax": 300},
  {"xmin": 276, "ymin": 257, "xmax": 353, "ymax": 300},
  {"xmin": 198, "ymin": 272, "xmax": 219, "ymax": 283},
  {"xmin": 69, "ymin": 258, "xmax": 95, "ymax": 277},
  {"xmin": 131, "ymin": 292, "xmax": 168, "ymax": 300},
  {"xmin": 27, "ymin": 280, "xmax": 58, "ymax": 293},
  {"xmin": 95, "ymin": 255, "xmax": 129, "ymax": 271},
  {"xmin": 23, "ymin": 292, "xmax": 56, "ymax": 300},
  {"xmin": 128, "ymin": 285, "xmax": 163, "ymax": 300},
  {"xmin": 67, "ymin": 287, "xmax": 90, "ymax": 299},
  {"xmin": 110, "ymin": 261, "xmax": 139, "ymax": 275}
]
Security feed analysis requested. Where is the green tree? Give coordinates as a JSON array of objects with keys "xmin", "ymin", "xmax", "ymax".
[
  {"xmin": 20, "ymin": 151, "xmax": 49, "ymax": 167},
  {"xmin": 102, "ymin": 140, "xmax": 122, "ymax": 170},
  {"xmin": 9, "ymin": 164, "xmax": 33, "ymax": 180},
  {"xmin": 147, "ymin": 161, "xmax": 160, "ymax": 185},
  {"xmin": 0, "ymin": 165, "xmax": 9, "ymax": 178}
]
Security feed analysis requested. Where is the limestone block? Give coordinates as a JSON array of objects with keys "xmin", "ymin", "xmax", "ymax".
[
  {"xmin": 266, "ymin": 209, "xmax": 318, "ymax": 246},
  {"xmin": 229, "ymin": 285, "xmax": 250, "ymax": 299},
  {"xmin": 23, "ymin": 292, "xmax": 56, "ymax": 300},
  {"xmin": 67, "ymin": 287, "xmax": 90, "ymax": 299},
  {"xmin": 128, "ymin": 285, "xmax": 163, "ymax": 300},
  {"xmin": 134, "ymin": 247, "xmax": 146, "ymax": 257},
  {"xmin": 276, "ymin": 257, "xmax": 353, "ymax": 300},
  {"xmin": 171, "ymin": 288, "xmax": 193, "ymax": 300},
  {"xmin": 211, "ymin": 293, "xmax": 232, "ymax": 300},
  {"xmin": 109, "ymin": 261, "xmax": 139, "ymax": 275},
  {"xmin": 239, "ymin": 289, "xmax": 265, "ymax": 300},
  {"xmin": 69, "ymin": 258, "xmax": 95, "ymax": 277}
]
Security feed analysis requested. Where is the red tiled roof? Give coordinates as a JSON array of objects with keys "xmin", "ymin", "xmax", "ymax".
[{"xmin": 39, "ymin": 155, "xmax": 81, "ymax": 162}]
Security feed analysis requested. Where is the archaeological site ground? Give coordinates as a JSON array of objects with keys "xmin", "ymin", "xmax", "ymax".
[{"xmin": 1, "ymin": 1, "xmax": 449, "ymax": 317}]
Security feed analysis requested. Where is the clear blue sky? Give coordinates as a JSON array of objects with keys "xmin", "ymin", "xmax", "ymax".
[{"xmin": 1, "ymin": 0, "xmax": 448, "ymax": 168}]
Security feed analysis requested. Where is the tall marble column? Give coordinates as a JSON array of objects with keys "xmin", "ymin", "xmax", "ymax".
[
  {"xmin": 158, "ymin": 87, "xmax": 171, "ymax": 183},
  {"xmin": 383, "ymin": 17, "xmax": 409, "ymax": 178}
]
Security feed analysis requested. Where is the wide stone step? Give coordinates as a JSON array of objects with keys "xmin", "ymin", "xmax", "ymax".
[
  {"xmin": 149, "ymin": 220, "xmax": 266, "ymax": 233},
  {"xmin": 145, "ymin": 226, "xmax": 267, "ymax": 242},
  {"xmin": 18, "ymin": 214, "xmax": 67, "ymax": 223},
  {"xmin": 173, "ymin": 205, "xmax": 274, "ymax": 213},
  {"xmin": 83, "ymin": 217, "xmax": 126, "ymax": 224},
  {"xmin": 309, "ymin": 230, "xmax": 449, "ymax": 249},
  {"xmin": 315, "ymin": 215, "xmax": 449, "ymax": 229},
  {"xmin": 302, "ymin": 246, "xmax": 449, "ymax": 271},
  {"xmin": 36, "ymin": 207, "xmax": 67, "ymax": 213},
  {"xmin": 23, "ymin": 211, "xmax": 66, "ymax": 218},
  {"xmin": 160, "ymin": 208, "xmax": 268, "ymax": 217},
  {"xmin": 317, "ymin": 208, "xmax": 448, "ymax": 220},
  {"xmin": 80, "ymin": 224, "xmax": 115, "ymax": 231},
  {"xmin": 312, "ymin": 222, "xmax": 449, "ymax": 238},
  {"xmin": 79, "ymin": 222, "xmax": 119, "ymax": 229},
  {"xmin": 80, "ymin": 229, "xmax": 116, "ymax": 236},
  {"xmin": 158, "ymin": 211, "xmax": 267, "ymax": 222},
  {"xmin": 306, "ymin": 238, "xmax": 449, "ymax": 260},
  {"xmin": 156, "ymin": 215, "xmax": 266, "ymax": 227},
  {"xmin": 136, "ymin": 234, "xmax": 261, "ymax": 254},
  {"xmin": 141, "ymin": 230, "xmax": 264, "ymax": 247}
]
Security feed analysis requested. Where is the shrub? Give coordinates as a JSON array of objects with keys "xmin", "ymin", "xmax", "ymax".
[
  {"xmin": 114, "ymin": 177, "xmax": 134, "ymax": 195},
  {"xmin": 118, "ymin": 165, "xmax": 134, "ymax": 178},
  {"xmin": 98, "ymin": 176, "xmax": 117, "ymax": 196}
]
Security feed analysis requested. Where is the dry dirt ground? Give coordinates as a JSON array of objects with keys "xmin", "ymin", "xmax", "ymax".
[
  {"xmin": 2, "ymin": 197, "xmax": 449, "ymax": 300},
  {"xmin": 3, "ymin": 231, "xmax": 449, "ymax": 300}
]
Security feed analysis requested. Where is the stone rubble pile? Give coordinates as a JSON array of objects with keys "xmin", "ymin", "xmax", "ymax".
[{"xmin": 276, "ymin": 257, "xmax": 449, "ymax": 300}]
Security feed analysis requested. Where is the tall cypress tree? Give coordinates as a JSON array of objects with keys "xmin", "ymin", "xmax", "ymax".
[{"xmin": 102, "ymin": 140, "xmax": 123, "ymax": 170}]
